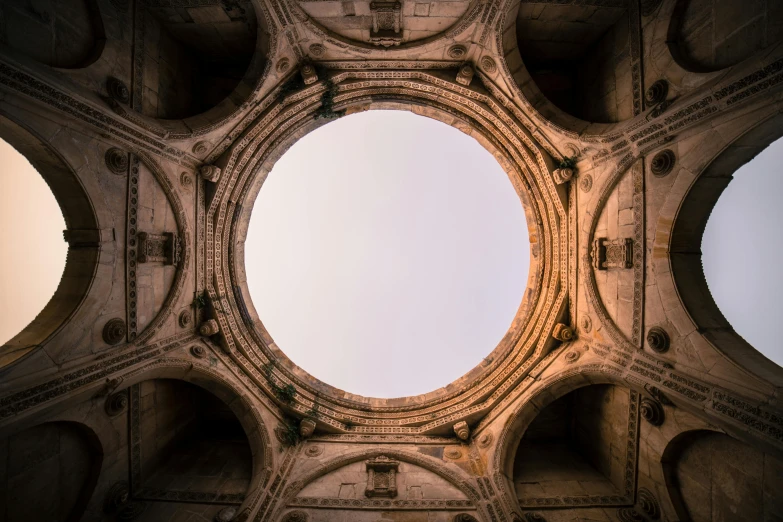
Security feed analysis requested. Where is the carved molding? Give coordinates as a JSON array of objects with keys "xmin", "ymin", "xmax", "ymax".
[{"xmin": 365, "ymin": 456, "xmax": 400, "ymax": 498}]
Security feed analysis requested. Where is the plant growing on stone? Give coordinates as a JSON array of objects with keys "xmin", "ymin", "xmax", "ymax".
[
  {"xmin": 278, "ymin": 420, "xmax": 300, "ymax": 448},
  {"xmin": 314, "ymin": 76, "xmax": 345, "ymax": 120},
  {"xmin": 557, "ymin": 156, "xmax": 578, "ymax": 170},
  {"xmin": 262, "ymin": 362, "xmax": 297, "ymax": 403},
  {"xmin": 192, "ymin": 290, "xmax": 207, "ymax": 309}
]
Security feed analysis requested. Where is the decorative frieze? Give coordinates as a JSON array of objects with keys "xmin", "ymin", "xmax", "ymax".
[
  {"xmin": 365, "ymin": 456, "xmax": 399, "ymax": 498},
  {"xmin": 137, "ymin": 232, "xmax": 181, "ymax": 265},
  {"xmin": 592, "ymin": 238, "xmax": 633, "ymax": 270}
]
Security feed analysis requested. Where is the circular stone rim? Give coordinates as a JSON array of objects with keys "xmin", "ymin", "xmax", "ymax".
[
  {"xmin": 228, "ymin": 102, "xmax": 548, "ymax": 410},
  {"xmin": 211, "ymin": 75, "xmax": 567, "ymax": 422}
]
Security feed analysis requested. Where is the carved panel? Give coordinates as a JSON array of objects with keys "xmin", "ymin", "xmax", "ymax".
[
  {"xmin": 370, "ymin": 2, "xmax": 402, "ymax": 47},
  {"xmin": 365, "ymin": 456, "xmax": 400, "ymax": 498},
  {"xmin": 137, "ymin": 232, "xmax": 181, "ymax": 265},
  {"xmin": 592, "ymin": 238, "xmax": 633, "ymax": 270}
]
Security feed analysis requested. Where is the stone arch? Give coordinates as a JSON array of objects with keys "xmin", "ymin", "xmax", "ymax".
[
  {"xmin": 669, "ymin": 112, "xmax": 783, "ymax": 386},
  {"xmin": 223, "ymin": 87, "xmax": 559, "ymax": 412},
  {"xmin": 116, "ymin": 359, "xmax": 273, "ymax": 518},
  {"xmin": 494, "ymin": 371, "xmax": 632, "ymax": 507},
  {"xmin": 0, "ymin": 420, "xmax": 103, "ymax": 521},
  {"xmin": 0, "ymin": 112, "xmax": 100, "ymax": 370},
  {"xmin": 0, "ymin": 0, "xmax": 106, "ymax": 70},
  {"xmin": 667, "ymin": 0, "xmax": 783, "ymax": 74},
  {"xmin": 273, "ymin": 447, "xmax": 481, "ymax": 520},
  {"xmin": 500, "ymin": 0, "xmax": 634, "ymax": 130},
  {"xmin": 661, "ymin": 429, "xmax": 783, "ymax": 521},
  {"xmin": 137, "ymin": 0, "xmax": 271, "ymax": 124}
]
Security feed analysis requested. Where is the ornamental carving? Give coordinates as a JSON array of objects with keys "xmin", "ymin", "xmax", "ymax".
[
  {"xmin": 365, "ymin": 456, "xmax": 400, "ymax": 498},
  {"xmin": 137, "ymin": 232, "xmax": 180, "ymax": 265},
  {"xmin": 304, "ymin": 444, "xmax": 323, "ymax": 457},
  {"xmin": 192, "ymin": 141, "xmax": 209, "ymax": 156},
  {"xmin": 552, "ymin": 167, "xmax": 574, "ymax": 184},
  {"xmin": 579, "ymin": 174, "xmax": 593, "ymax": 192},
  {"xmin": 200, "ymin": 165, "xmax": 222, "ymax": 183},
  {"xmin": 277, "ymin": 58, "xmax": 291, "ymax": 73},
  {"xmin": 637, "ymin": 487, "xmax": 660, "ymax": 519},
  {"xmin": 281, "ymin": 511, "xmax": 308, "ymax": 522},
  {"xmin": 646, "ymin": 327, "xmax": 670, "ymax": 353},
  {"xmin": 592, "ymin": 238, "xmax": 633, "ymax": 270},
  {"xmin": 456, "ymin": 64, "xmax": 474, "ymax": 86},
  {"xmin": 105, "ymin": 147, "xmax": 128, "ymax": 175},
  {"xmin": 102, "ymin": 318, "xmax": 126, "ymax": 345},
  {"xmin": 299, "ymin": 418, "xmax": 316, "ymax": 438},
  {"xmin": 369, "ymin": 2, "xmax": 403, "ymax": 47},
  {"xmin": 651, "ymin": 149, "xmax": 676, "ymax": 177},
  {"xmin": 190, "ymin": 345, "xmax": 206, "ymax": 358},
  {"xmin": 641, "ymin": 398, "xmax": 665, "ymax": 426},
  {"xmin": 580, "ymin": 315, "xmax": 593, "ymax": 333},
  {"xmin": 617, "ymin": 508, "xmax": 645, "ymax": 522},
  {"xmin": 309, "ymin": 44, "xmax": 325, "ymax": 57},
  {"xmin": 454, "ymin": 515, "xmax": 479, "ymax": 522},
  {"xmin": 524, "ymin": 514, "xmax": 546, "ymax": 522},
  {"xmin": 477, "ymin": 431, "xmax": 494, "ymax": 448},
  {"xmin": 200, "ymin": 319, "xmax": 220, "ymax": 337},
  {"xmin": 180, "ymin": 171, "xmax": 193, "ymax": 189},
  {"xmin": 105, "ymin": 391, "xmax": 128, "ymax": 416},
  {"xmin": 453, "ymin": 420, "xmax": 470, "ymax": 441},
  {"xmin": 448, "ymin": 45, "xmax": 467, "ymax": 60},
  {"xmin": 178, "ymin": 310, "xmax": 193, "ymax": 328},
  {"xmin": 645, "ymin": 79, "xmax": 669, "ymax": 106},
  {"xmin": 479, "ymin": 56, "xmax": 497, "ymax": 74},
  {"xmin": 552, "ymin": 323, "xmax": 575, "ymax": 342},
  {"xmin": 300, "ymin": 64, "xmax": 318, "ymax": 86},
  {"xmin": 444, "ymin": 447, "xmax": 463, "ymax": 459},
  {"xmin": 107, "ymin": 77, "xmax": 130, "ymax": 104},
  {"xmin": 215, "ymin": 507, "xmax": 237, "ymax": 522}
]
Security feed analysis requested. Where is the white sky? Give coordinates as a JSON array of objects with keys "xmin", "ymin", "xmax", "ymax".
[
  {"xmin": 0, "ymin": 139, "xmax": 67, "ymax": 346},
  {"xmin": 246, "ymin": 111, "xmax": 529, "ymax": 397},
  {"xmin": 702, "ymin": 136, "xmax": 783, "ymax": 367}
]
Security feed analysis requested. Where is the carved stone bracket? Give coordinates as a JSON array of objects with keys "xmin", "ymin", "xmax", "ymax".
[
  {"xmin": 370, "ymin": 2, "xmax": 402, "ymax": 47},
  {"xmin": 453, "ymin": 420, "xmax": 470, "ymax": 441},
  {"xmin": 200, "ymin": 165, "xmax": 222, "ymax": 183},
  {"xmin": 641, "ymin": 398, "xmax": 665, "ymax": 426},
  {"xmin": 552, "ymin": 323, "xmax": 575, "ymax": 342},
  {"xmin": 300, "ymin": 64, "xmax": 318, "ymax": 86},
  {"xmin": 592, "ymin": 238, "xmax": 633, "ymax": 270},
  {"xmin": 199, "ymin": 319, "xmax": 220, "ymax": 337},
  {"xmin": 365, "ymin": 455, "xmax": 399, "ymax": 498},
  {"xmin": 553, "ymin": 167, "xmax": 574, "ymax": 184},
  {"xmin": 299, "ymin": 418, "xmax": 316, "ymax": 438},
  {"xmin": 456, "ymin": 64, "xmax": 474, "ymax": 86},
  {"xmin": 137, "ymin": 232, "xmax": 181, "ymax": 265}
]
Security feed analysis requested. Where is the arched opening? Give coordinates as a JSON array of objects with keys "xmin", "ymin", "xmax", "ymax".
[
  {"xmin": 662, "ymin": 430, "xmax": 783, "ymax": 521},
  {"xmin": 511, "ymin": 384, "xmax": 635, "ymax": 505},
  {"xmin": 0, "ymin": 0, "xmax": 105, "ymax": 69},
  {"xmin": 514, "ymin": 0, "xmax": 632, "ymax": 123},
  {"xmin": 0, "ymin": 115, "xmax": 99, "ymax": 370},
  {"xmin": 131, "ymin": 379, "xmax": 253, "ymax": 512},
  {"xmin": 139, "ymin": 1, "xmax": 267, "ymax": 120},
  {"xmin": 671, "ymin": 114, "xmax": 783, "ymax": 383},
  {"xmin": 244, "ymin": 110, "xmax": 530, "ymax": 399},
  {"xmin": 667, "ymin": 0, "xmax": 783, "ymax": 73},
  {"xmin": 0, "ymin": 421, "xmax": 103, "ymax": 521},
  {"xmin": 0, "ymin": 137, "xmax": 67, "ymax": 347},
  {"xmin": 701, "ymin": 136, "xmax": 783, "ymax": 367}
]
